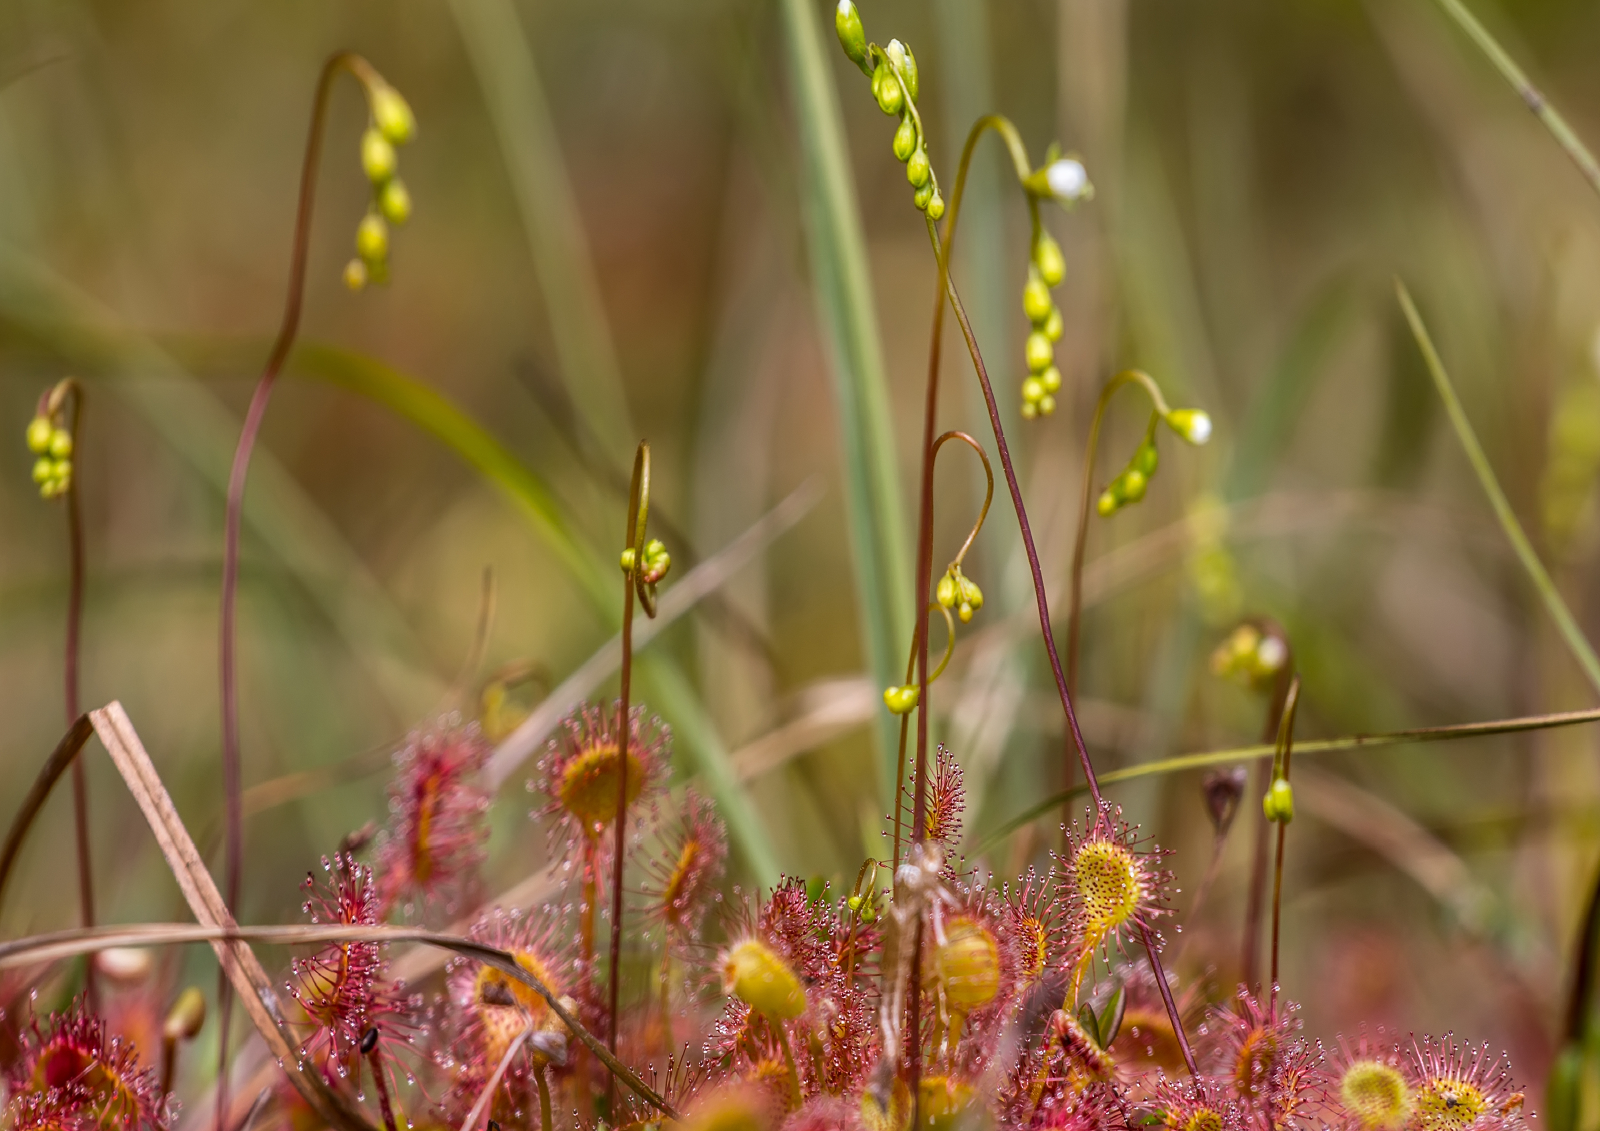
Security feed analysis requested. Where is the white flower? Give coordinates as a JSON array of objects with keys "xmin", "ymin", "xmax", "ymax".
[{"xmin": 1046, "ymin": 158, "xmax": 1090, "ymax": 203}]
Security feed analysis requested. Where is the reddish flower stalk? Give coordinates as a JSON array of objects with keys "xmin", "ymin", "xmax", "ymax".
[{"xmin": 1242, "ymin": 620, "xmax": 1293, "ymax": 991}]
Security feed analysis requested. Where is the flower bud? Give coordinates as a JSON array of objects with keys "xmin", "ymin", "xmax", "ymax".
[
  {"xmin": 926, "ymin": 190, "xmax": 944, "ymax": 220},
  {"xmin": 1132, "ymin": 442, "xmax": 1159, "ymax": 478},
  {"xmin": 619, "ymin": 546, "xmax": 637, "ymax": 573},
  {"xmin": 164, "ymin": 986, "xmax": 207, "ymax": 1042},
  {"xmin": 356, "ymin": 213, "xmax": 389, "ymax": 265},
  {"xmin": 721, "ymin": 939, "xmax": 806, "ymax": 1020},
  {"xmin": 1042, "ymin": 306, "xmax": 1063, "ymax": 342},
  {"xmin": 97, "ymin": 947, "xmax": 153, "ymax": 984},
  {"xmin": 1096, "ymin": 487, "xmax": 1121, "ymax": 517},
  {"xmin": 371, "ymin": 85, "xmax": 416, "ymax": 145},
  {"xmin": 835, "ymin": 1, "xmax": 868, "ymax": 69},
  {"xmin": 1022, "ymin": 271, "xmax": 1052, "ymax": 324},
  {"xmin": 930, "ymin": 917, "xmax": 1000, "ymax": 1013},
  {"xmin": 1121, "ymin": 467, "xmax": 1148, "ymax": 503},
  {"xmin": 1021, "ymin": 401, "xmax": 1038, "ymax": 420},
  {"xmin": 641, "ymin": 538, "xmax": 672, "ymax": 584},
  {"xmin": 1039, "ymin": 366, "xmax": 1062, "ymax": 394},
  {"xmin": 379, "ymin": 178, "xmax": 412, "ymax": 226},
  {"xmin": 912, "ymin": 181, "xmax": 934, "ymax": 212},
  {"xmin": 361, "ymin": 127, "xmax": 397, "ymax": 184},
  {"xmin": 1254, "ymin": 634, "xmax": 1288, "ymax": 677},
  {"xmin": 884, "ymin": 40, "xmax": 917, "ymax": 102},
  {"xmin": 48, "ymin": 428, "xmax": 72, "ymax": 459},
  {"xmin": 1033, "ymin": 232, "xmax": 1066, "ymax": 286},
  {"xmin": 1167, "ymin": 408, "xmax": 1212, "ymax": 445},
  {"xmin": 1021, "ymin": 376, "xmax": 1044, "ymax": 404},
  {"xmin": 883, "ymin": 684, "xmax": 919, "ymax": 715},
  {"xmin": 1263, "ymin": 778, "xmax": 1294, "ymax": 823},
  {"xmin": 25, "ymin": 416, "xmax": 51, "ymax": 454},
  {"xmin": 343, "ymin": 259, "xmax": 369, "ymax": 291},
  {"xmin": 872, "ymin": 64, "xmax": 904, "ymax": 115},
  {"xmin": 936, "ymin": 572, "xmax": 959, "ymax": 609},
  {"xmin": 1025, "ymin": 331, "xmax": 1053, "ymax": 374},
  {"xmin": 31, "ymin": 457, "xmax": 52, "ymax": 485},
  {"xmin": 906, "ymin": 146, "xmax": 931, "ymax": 188},
  {"xmin": 1037, "ymin": 394, "xmax": 1056, "ymax": 416},
  {"xmin": 1045, "ymin": 157, "xmax": 1091, "ymax": 204},
  {"xmin": 893, "ymin": 115, "xmax": 916, "ymax": 162}
]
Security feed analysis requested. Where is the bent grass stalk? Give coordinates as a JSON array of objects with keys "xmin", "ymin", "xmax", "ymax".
[{"xmin": 1396, "ymin": 280, "xmax": 1600, "ymax": 697}]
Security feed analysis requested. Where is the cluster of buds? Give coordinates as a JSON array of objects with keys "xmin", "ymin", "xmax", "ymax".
[
  {"xmin": 619, "ymin": 537, "xmax": 671, "ymax": 586},
  {"xmin": 1017, "ymin": 148, "xmax": 1092, "ymax": 419},
  {"xmin": 936, "ymin": 563, "xmax": 984, "ymax": 624},
  {"xmin": 1097, "ymin": 406, "xmax": 1211, "ymax": 516},
  {"xmin": 24, "ymin": 382, "xmax": 77, "ymax": 499},
  {"xmin": 836, "ymin": 2, "xmax": 944, "ymax": 219},
  {"xmin": 1209, "ymin": 622, "xmax": 1289, "ymax": 690},
  {"xmin": 344, "ymin": 81, "xmax": 416, "ymax": 291}
]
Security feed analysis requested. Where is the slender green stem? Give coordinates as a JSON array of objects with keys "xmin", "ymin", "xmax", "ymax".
[
  {"xmin": 976, "ymin": 704, "xmax": 1600, "ymax": 855},
  {"xmin": 1396, "ymin": 280, "xmax": 1600, "ymax": 696},
  {"xmin": 536, "ymin": 1065, "xmax": 554, "ymax": 1131},
  {"xmin": 1242, "ymin": 624, "xmax": 1293, "ymax": 992},
  {"xmin": 1420, "ymin": 0, "xmax": 1600, "ymax": 198},
  {"xmin": 1267, "ymin": 675, "xmax": 1301, "ymax": 1007}
]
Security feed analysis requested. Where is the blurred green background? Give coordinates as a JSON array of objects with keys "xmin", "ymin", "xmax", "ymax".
[{"xmin": 4, "ymin": 0, "xmax": 1600, "ymax": 1108}]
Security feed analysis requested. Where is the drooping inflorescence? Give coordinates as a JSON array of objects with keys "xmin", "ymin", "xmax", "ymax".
[
  {"xmin": 343, "ymin": 71, "xmax": 417, "ymax": 291},
  {"xmin": 24, "ymin": 380, "xmax": 78, "ymax": 500}
]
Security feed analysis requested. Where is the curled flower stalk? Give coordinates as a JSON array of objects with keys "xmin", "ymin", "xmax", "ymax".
[
  {"xmin": 216, "ymin": 50, "xmax": 414, "ymax": 1125},
  {"xmin": 24, "ymin": 378, "xmax": 96, "ymax": 1010}
]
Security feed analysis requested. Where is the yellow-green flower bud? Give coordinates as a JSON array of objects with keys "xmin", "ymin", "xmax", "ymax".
[
  {"xmin": 1167, "ymin": 408, "xmax": 1212, "ymax": 445},
  {"xmin": 926, "ymin": 190, "xmax": 944, "ymax": 220},
  {"xmin": 361, "ymin": 127, "xmax": 397, "ymax": 184},
  {"xmin": 906, "ymin": 146, "xmax": 931, "ymax": 188},
  {"xmin": 371, "ymin": 85, "xmax": 416, "ymax": 145},
  {"xmin": 1022, "ymin": 271, "xmax": 1052, "ymax": 324},
  {"xmin": 873, "ymin": 64, "xmax": 904, "ymax": 115},
  {"xmin": 1263, "ymin": 778, "xmax": 1294, "ymax": 823},
  {"xmin": 1033, "ymin": 232, "xmax": 1066, "ymax": 286},
  {"xmin": 884, "ymin": 684, "xmax": 920, "ymax": 715},
  {"xmin": 31, "ymin": 457, "xmax": 52, "ymax": 485},
  {"xmin": 1044, "ymin": 157, "xmax": 1091, "ymax": 204},
  {"xmin": 356, "ymin": 213, "xmax": 389, "ymax": 264},
  {"xmin": 164, "ymin": 986, "xmax": 207, "ymax": 1042},
  {"xmin": 936, "ymin": 572, "xmax": 959, "ymax": 609},
  {"xmin": 1038, "ymin": 394, "xmax": 1056, "ymax": 416},
  {"xmin": 1132, "ymin": 442, "xmax": 1158, "ymax": 478},
  {"xmin": 379, "ymin": 178, "xmax": 412, "ymax": 226},
  {"xmin": 344, "ymin": 258, "xmax": 369, "ymax": 291},
  {"xmin": 641, "ymin": 538, "xmax": 672, "ymax": 584},
  {"xmin": 884, "ymin": 40, "xmax": 917, "ymax": 102},
  {"xmin": 1121, "ymin": 467, "xmax": 1147, "ymax": 503},
  {"xmin": 1021, "ymin": 400, "xmax": 1039, "ymax": 420},
  {"xmin": 1043, "ymin": 306, "xmax": 1063, "ymax": 342},
  {"xmin": 835, "ymin": 1, "xmax": 868, "ymax": 69},
  {"xmin": 48, "ymin": 428, "xmax": 72, "ymax": 459},
  {"xmin": 619, "ymin": 546, "xmax": 637, "ymax": 573},
  {"xmin": 912, "ymin": 181, "xmax": 934, "ymax": 211},
  {"xmin": 1021, "ymin": 376, "xmax": 1044, "ymax": 404},
  {"xmin": 1039, "ymin": 366, "xmax": 1062, "ymax": 394},
  {"xmin": 893, "ymin": 115, "xmax": 916, "ymax": 162},
  {"xmin": 1096, "ymin": 485, "xmax": 1122, "ymax": 517},
  {"xmin": 722, "ymin": 939, "xmax": 806, "ymax": 1020},
  {"xmin": 956, "ymin": 576, "xmax": 983, "ymax": 623},
  {"xmin": 1025, "ymin": 331, "xmax": 1053, "ymax": 374},
  {"xmin": 25, "ymin": 416, "xmax": 51, "ymax": 454}
]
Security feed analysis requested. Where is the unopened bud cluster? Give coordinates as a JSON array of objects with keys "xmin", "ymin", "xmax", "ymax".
[
  {"xmin": 1209, "ymin": 623, "xmax": 1288, "ymax": 690},
  {"xmin": 936, "ymin": 564, "xmax": 984, "ymax": 624},
  {"xmin": 344, "ymin": 81, "xmax": 417, "ymax": 291},
  {"xmin": 1019, "ymin": 232, "xmax": 1066, "ymax": 419},
  {"xmin": 1097, "ymin": 406, "xmax": 1211, "ymax": 517},
  {"xmin": 1262, "ymin": 777, "xmax": 1294, "ymax": 823},
  {"xmin": 25, "ymin": 394, "xmax": 75, "ymax": 500},
  {"xmin": 836, "ymin": 3, "xmax": 944, "ymax": 220},
  {"xmin": 620, "ymin": 538, "xmax": 671, "ymax": 585}
]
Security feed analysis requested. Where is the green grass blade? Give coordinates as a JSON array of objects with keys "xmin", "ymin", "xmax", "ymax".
[
  {"xmin": 444, "ymin": 0, "xmax": 636, "ymax": 467},
  {"xmin": 1395, "ymin": 279, "xmax": 1600, "ymax": 697},
  {"xmin": 777, "ymin": 0, "xmax": 911, "ymax": 804},
  {"xmin": 1419, "ymin": 0, "xmax": 1600, "ymax": 199}
]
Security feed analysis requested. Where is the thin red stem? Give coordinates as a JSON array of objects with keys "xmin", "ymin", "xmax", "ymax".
[
  {"xmin": 607, "ymin": 576, "xmax": 635, "ymax": 1114},
  {"xmin": 61, "ymin": 387, "xmax": 96, "ymax": 1012},
  {"xmin": 216, "ymin": 51, "xmax": 359, "ymax": 1131},
  {"xmin": 1242, "ymin": 627, "xmax": 1292, "ymax": 991},
  {"xmin": 366, "ymin": 1050, "xmax": 398, "ymax": 1131}
]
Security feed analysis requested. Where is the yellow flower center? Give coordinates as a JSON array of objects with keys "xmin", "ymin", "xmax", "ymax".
[
  {"xmin": 1074, "ymin": 839, "xmax": 1142, "ymax": 944},
  {"xmin": 1341, "ymin": 1060, "xmax": 1411, "ymax": 1130},
  {"xmin": 1413, "ymin": 1078, "xmax": 1486, "ymax": 1131},
  {"xmin": 931, "ymin": 916, "xmax": 1001, "ymax": 1014},
  {"xmin": 1181, "ymin": 1108, "xmax": 1224, "ymax": 1131},
  {"xmin": 558, "ymin": 742, "xmax": 644, "ymax": 828}
]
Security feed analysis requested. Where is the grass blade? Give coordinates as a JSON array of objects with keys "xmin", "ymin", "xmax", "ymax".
[
  {"xmin": 1396, "ymin": 279, "xmax": 1600, "ymax": 696},
  {"xmin": 444, "ymin": 0, "xmax": 636, "ymax": 467},
  {"xmin": 1418, "ymin": 0, "xmax": 1600, "ymax": 199},
  {"xmin": 777, "ymin": 0, "xmax": 911, "ymax": 805}
]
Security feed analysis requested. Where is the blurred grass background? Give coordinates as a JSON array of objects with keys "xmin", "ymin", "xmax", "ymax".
[{"xmin": 4, "ymin": 0, "xmax": 1600, "ymax": 1107}]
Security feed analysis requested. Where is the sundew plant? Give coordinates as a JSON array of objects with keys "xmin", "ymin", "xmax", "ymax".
[{"xmin": 9, "ymin": 2, "xmax": 1600, "ymax": 1131}]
